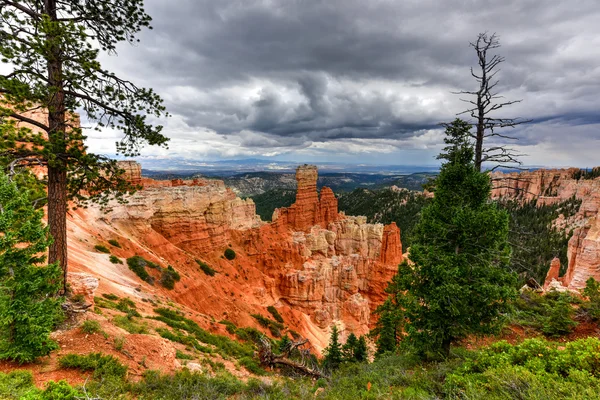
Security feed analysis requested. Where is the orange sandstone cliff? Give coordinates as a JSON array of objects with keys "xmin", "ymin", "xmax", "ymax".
[
  {"xmin": 492, "ymin": 169, "xmax": 600, "ymax": 290},
  {"xmin": 66, "ymin": 163, "xmax": 402, "ymax": 351}
]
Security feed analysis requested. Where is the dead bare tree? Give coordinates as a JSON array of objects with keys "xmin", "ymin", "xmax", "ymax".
[
  {"xmin": 257, "ymin": 336, "xmax": 326, "ymax": 379},
  {"xmin": 455, "ymin": 32, "xmax": 531, "ymax": 172}
]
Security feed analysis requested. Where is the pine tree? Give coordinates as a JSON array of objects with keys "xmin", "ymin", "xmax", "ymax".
[
  {"xmin": 395, "ymin": 118, "xmax": 517, "ymax": 358},
  {"xmin": 0, "ymin": 1, "xmax": 169, "ymax": 292},
  {"xmin": 342, "ymin": 333, "xmax": 358, "ymax": 362},
  {"xmin": 0, "ymin": 172, "xmax": 63, "ymax": 363},
  {"xmin": 323, "ymin": 325, "xmax": 343, "ymax": 370},
  {"xmin": 354, "ymin": 336, "xmax": 368, "ymax": 362}
]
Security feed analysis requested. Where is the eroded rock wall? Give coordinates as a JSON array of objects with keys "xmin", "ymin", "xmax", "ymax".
[{"xmin": 492, "ymin": 169, "xmax": 600, "ymax": 290}]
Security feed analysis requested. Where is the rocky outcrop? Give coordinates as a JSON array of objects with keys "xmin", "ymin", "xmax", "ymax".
[
  {"xmin": 67, "ymin": 272, "xmax": 99, "ymax": 306},
  {"xmin": 380, "ymin": 222, "xmax": 403, "ymax": 265},
  {"xmin": 493, "ymin": 168, "xmax": 600, "ymax": 290},
  {"xmin": 117, "ymin": 161, "xmax": 142, "ymax": 186},
  {"xmin": 272, "ymin": 165, "xmax": 340, "ymax": 231}
]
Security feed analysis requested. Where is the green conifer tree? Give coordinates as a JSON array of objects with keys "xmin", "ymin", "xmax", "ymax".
[
  {"xmin": 0, "ymin": 172, "xmax": 63, "ymax": 363},
  {"xmin": 395, "ymin": 118, "xmax": 517, "ymax": 358},
  {"xmin": 342, "ymin": 332, "xmax": 358, "ymax": 362},
  {"xmin": 354, "ymin": 336, "xmax": 368, "ymax": 362},
  {"xmin": 323, "ymin": 325, "xmax": 343, "ymax": 370}
]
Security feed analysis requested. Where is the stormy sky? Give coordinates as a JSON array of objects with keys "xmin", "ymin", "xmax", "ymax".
[{"xmin": 87, "ymin": 0, "xmax": 600, "ymax": 168}]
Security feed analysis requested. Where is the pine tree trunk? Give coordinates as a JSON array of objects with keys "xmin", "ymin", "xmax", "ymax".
[
  {"xmin": 47, "ymin": 167, "xmax": 67, "ymax": 292},
  {"xmin": 45, "ymin": 0, "xmax": 68, "ymax": 294},
  {"xmin": 442, "ymin": 337, "xmax": 451, "ymax": 358}
]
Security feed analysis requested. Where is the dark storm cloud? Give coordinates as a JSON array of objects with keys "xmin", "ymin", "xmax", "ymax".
[{"xmin": 93, "ymin": 0, "xmax": 600, "ymax": 165}]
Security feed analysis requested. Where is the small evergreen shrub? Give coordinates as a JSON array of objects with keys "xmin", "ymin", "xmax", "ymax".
[
  {"xmin": 108, "ymin": 239, "xmax": 121, "ymax": 248},
  {"xmin": 219, "ymin": 320, "xmax": 237, "ymax": 335},
  {"xmin": 196, "ymin": 260, "xmax": 216, "ymax": 276},
  {"xmin": 58, "ymin": 353, "xmax": 127, "ymax": 380},
  {"xmin": 81, "ymin": 320, "xmax": 102, "ymax": 334},
  {"xmin": 239, "ymin": 356, "xmax": 266, "ymax": 375},
  {"xmin": 115, "ymin": 297, "xmax": 139, "ymax": 316},
  {"xmin": 127, "ymin": 256, "xmax": 155, "ymax": 284},
  {"xmin": 175, "ymin": 350, "xmax": 194, "ymax": 360},
  {"xmin": 160, "ymin": 266, "xmax": 181, "ymax": 290},
  {"xmin": 94, "ymin": 244, "xmax": 110, "ymax": 254},
  {"xmin": 541, "ymin": 293, "xmax": 578, "ymax": 337},
  {"xmin": 109, "ymin": 255, "xmax": 123, "ymax": 264},
  {"xmin": 224, "ymin": 248, "xmax": 236, "ymax": 260},
  {"xmin": 114, "ymin": 336, "xmax": 126, "ymax": 351},
  {"xmin": 102, "ymin": 293, "xmax": 119, "ymax": 301},
  {"xmin": 113, "ymin": 315, "xmax": 148, "ymax": 334},
  {"xmin": 251, "ymin": 314, "xmax": 284, "ymax": 331},
  {"xmin": 267, "ymin": 306, "xmax": 284, "ymax": 323}
]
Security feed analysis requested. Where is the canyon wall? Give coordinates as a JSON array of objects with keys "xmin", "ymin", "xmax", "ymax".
[
  {"xmin": 492, "ymin": 169, "xmax": 600, "ymax": 290},
  {"xmin": 66, "ymin": 163, "xmax": 402, "ymax": 350}
]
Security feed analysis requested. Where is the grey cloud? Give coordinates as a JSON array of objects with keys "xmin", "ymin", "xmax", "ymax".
[{"xmin": 92, "ymin": 0, "xmax": 600, "ymax": 166}]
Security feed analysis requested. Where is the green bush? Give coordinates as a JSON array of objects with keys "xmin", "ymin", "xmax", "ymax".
[
  {"xmin": 58, "ymin": 353, "xmax": 127, "ymax": 380},
  {"xmin": 109, "ymin": 255, "xmax": 123, "ymax": 264},
  {"xmin": 224, "ymin": 248, "xmax": 236, "ymax": 260},
  {"xmin": 160, "ymin": 266, "xmax": 181, "ymax": 290},
  {"xmin": 238, "ymin": 356, "xmax": 266, "ymax": 375},
  {"xmin": 127, "ymin": 256, "xmax": 155, "ymax": 284},
  {"xmin": 267, "ymin": 306, "xmax": 284, "ymax": 323},
  {"xmin": 108, "ymin": 239, "xmax": 121, "ymax": 248},
  {"xmin": 114, "ymin": 336, "xmax": 126, "ymax": 352},
  {"xmin": 113, "ymin": 315, "xmax": 148, "ymax": 334},
  {"xmin": 219, "ymin": 320, "xmax": 237, "ymax": 335},
  {"xmin": 509, "ymin": 290, "xmax": 579, "ymax": 338},
  {"xmin": 115, "ymin": 297, "xmax": 139, "ymax": 315},
  {"xmin": 81, "ymin": 320, "xmax": 102, "ymax": 335},
  {"xmin": 251, "ymin": 313, "xmax": 284, "ymax": 331},
  {"xmin": 175, "ymin": 350, "xmax": 194, "ymax": 360},
  {"xmin": 541, "ymin": 293, "xmax": 578, "ymax": 337},
  {"xmin": 102, "ymin": 293, "xmax": 119, "ymax": 301},
  {"xmin": 196, "ymin": 260, "xmax": 216, "ymax": 276},
  {"xmin": 94, "ymin": 244, "xmax": 110, "ymax": 254}
]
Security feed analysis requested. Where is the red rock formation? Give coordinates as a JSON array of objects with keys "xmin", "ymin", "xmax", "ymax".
[
  {"xmin": 493, "ymin": 168, "xmax": 600, "ymax": 290},
  {"xmin": 117, "ymin": 161, "xmax": 142, "ymax": 186},
  {"xmin": 273, "ymin": 165, "xmax": 340, "ymax": 231},
  {"xmin": 380, "ymin": 222, "xmax": 402, "ymax": 265},
  {"xmin": 543, "ymin": 257, "xmax": 562, "ymax": 290}
]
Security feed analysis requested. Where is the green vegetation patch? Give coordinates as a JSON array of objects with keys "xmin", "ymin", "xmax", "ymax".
[
  {"xmin": 196, "ymin": 259, "xmax": 216, "ymax": 276},
  {"xmin": 160, "ymin": 266, "xmax": 181, "ymax": 290},
  {"xmin": 94, "ymin": 244, "xmax": 111, "ymax": 254},
  {"xmin": 267, "ymin": 306, "xmax": 284, "ymax": 323},
  {"xmin": 80, "ymin": 320, "xmax": 103, "ymax": 335},
  {"xmin": 58, "ymin": 353, "xmax": 127, "ymax": 380},
  {"xmin": 126, "ymin": 256, "xmax": 157, "ymax": 284},
  {"xmin": 152, "ymin": 308, "xmax": 253, "ymax": 359},
  {"xmin": 510, "ymin": 290, "xmax": 579, "ymax": 337},
  {"xmin": 224, "ymin": 248, "xmax": 236, "ymax": 260},
  {"xmin": 114, "ymin": 315, "xmax": 148, "ymax": 334},
  {"xmin": 109, "ymin": 255, "xmax": 123, "ymax": 264},
  {"xmin": 102, "ymin": 293, "xmax": 119, "ymax": 301},
  {"xmin": 108, "ymin": 239, "xmax": 121, "ymax": 248}
]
